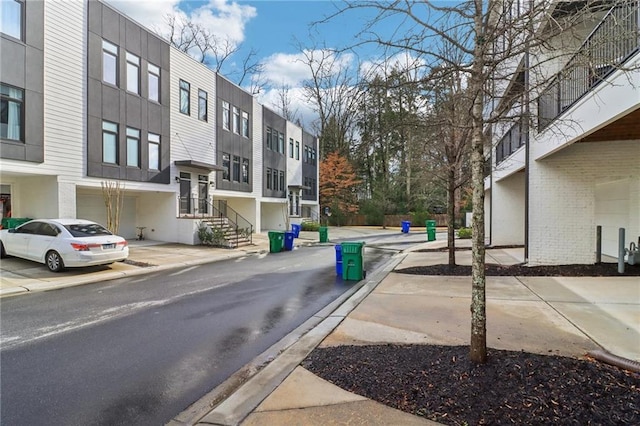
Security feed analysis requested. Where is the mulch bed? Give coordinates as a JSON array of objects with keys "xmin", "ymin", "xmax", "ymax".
[
  {"xmin": 396, "ymin": 263, "xmax": 640, "ymax": 276},
  {"xmin": 303, "ymin": 259, "xmax": 640, "ymax": 424},
  {"xmin": 303, "ymin": 344, "xmax": 640, "ymax": 425}
]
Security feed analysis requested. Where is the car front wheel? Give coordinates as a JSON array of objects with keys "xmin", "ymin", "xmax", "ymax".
[{"xmin": 46, "ymin": 250, "xmax": 64, "ymax": 272}]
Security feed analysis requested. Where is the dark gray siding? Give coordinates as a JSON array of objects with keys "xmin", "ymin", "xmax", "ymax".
[
  {"xmin": 302, "ymin": 130, "xmax": 318, "ymax": 201},
  {"xmin": 87, "ymin": 0, "xmax": 171, "ymax": 184},
  {"xmin": 262, "ymin": 107, "xmax": 287, "ymax": 198},
  {"xmin": 215, "ymin": 75, "xmax": 253, "ymax": 193},
  {"xmin": 0, "ymin": 0, "xmax": 44, "ymax": 162}
]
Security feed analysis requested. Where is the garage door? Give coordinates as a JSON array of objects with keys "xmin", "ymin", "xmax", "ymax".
[{"xmin": 77, "ymin": 194, "xmax": 137, "ymax": 240}]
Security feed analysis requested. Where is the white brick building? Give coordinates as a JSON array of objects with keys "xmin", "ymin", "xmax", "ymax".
[{"xmin": 486, "ymin": 1, "xmax": 639, "ymax": 265}]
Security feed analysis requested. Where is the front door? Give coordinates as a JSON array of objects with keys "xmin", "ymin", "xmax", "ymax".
[
  {"xmin": 179, "ymin": 172, "xmax": 191, "ymax": 214},
  {"xmin": 198, "ymin": 175, "xmax": 208, "ymax": 214}
]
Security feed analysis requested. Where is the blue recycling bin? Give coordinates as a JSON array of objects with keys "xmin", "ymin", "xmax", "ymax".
[
  {"xmin": 335, "ymin": 244, "xmax": 343, "ymax": 276},
  {"xmin": 401, "ymin": 220, "xmax": 411, "ymax": 233},
  {"xmin": 291, "ymin": 223, "xmax": 301, "ymax": 238},
  {"xmin": 283, "ymin": 231, "xmax": 295, "ymax": 250}
]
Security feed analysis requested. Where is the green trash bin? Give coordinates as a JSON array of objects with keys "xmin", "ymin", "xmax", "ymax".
[
  {"xmin": 341, "ymin": 241, "xmax": 365, "ymax": 281},
  {"xmin": 1, "ymin": 217, "xmax": 32, "ymax": 230},
  {"xmin": 426, "ymin": 220, "xmax": 437, "ymax": 241},
  {"xmin": 268, "ymin": 231, "xmax": 285, "ymax": 253},
  {"xmin": 319, "ymin": 226, "xmax": 329, "ymax": 243}
]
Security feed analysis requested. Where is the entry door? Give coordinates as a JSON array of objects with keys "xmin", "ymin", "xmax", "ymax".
[
  {"xmin": 179, "ymin": 172, "xmax": 191, "ymax": 214},
  {"xmin": 198, "ymin": 175, "xmax": 209, "ymax": 214}
]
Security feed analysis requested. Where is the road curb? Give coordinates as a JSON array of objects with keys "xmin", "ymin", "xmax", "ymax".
[{"xmin": 172, "ymin": 252, "xmax": 407, "ymax": 426}]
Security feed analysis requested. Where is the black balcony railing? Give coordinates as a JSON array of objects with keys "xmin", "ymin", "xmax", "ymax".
[
  {"xmin": 178, "ymin": 197, "xmax": 253, "ymax": 245},
  {"xmin": 538, "ymin": 2, "xmax": 640, "ymax": 130},
  {"xmin": 495, "ymin": 119, "xmax": 527, "ymax": 165}
]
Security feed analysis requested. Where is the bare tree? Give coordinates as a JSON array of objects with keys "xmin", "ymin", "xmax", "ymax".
[
  {"xmin": 273, "ymin": 83, "xmax": 300, "ymax": 123},
  {"xmin": 296, "ymin": 43, "xmax": 365, "ymax": 159},
  {"xmin": 159, "ymin": 14, "xmax": 264, "ymax": 92},
  {"xmin": 324, "ymin": 0, "xmax": 636, "ymax": 363}
]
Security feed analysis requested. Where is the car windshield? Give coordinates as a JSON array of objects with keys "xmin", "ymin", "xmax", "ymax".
[{"xmin": 64, "ymin": 223, "xmax": 113, "ymax": 237}]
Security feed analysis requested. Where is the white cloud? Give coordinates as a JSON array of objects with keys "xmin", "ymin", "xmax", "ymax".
[
  {"xmin": 104, "ymin": 0, "xmax": 256, "ymax": 47},
  {"xmin": 262, "ymin": 52, "xmax": 312, "ymax": 87},
  {"xmin": 104, "ymin": 0, "xmax": 181, "ymax": 30}
]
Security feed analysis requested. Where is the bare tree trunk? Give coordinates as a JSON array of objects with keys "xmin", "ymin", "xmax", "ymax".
[
  {"xmin": 447, "ymin": 166, "xmax": 456, "ymax": 266},
  {"xmin": 469, "ymin": 0, "xmax": 487, "ymax": 364}
]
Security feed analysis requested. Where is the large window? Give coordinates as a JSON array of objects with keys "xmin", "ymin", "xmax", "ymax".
[
  {"xmin": 289, "ymin": 138, "xmax": 294, "ymax": 158},
  {"xmin": 241, "ymin": 111, "xmax": 249, "ymax": 137},
  {"xmin": 148, "ymin": 133, "xmax": 160, "ymax": 170},
  {"xmin": 278, "ymin": 132, "xmax": 285, "ymax": 154},
  {"xmin": 279, "ymin": 171, "xmax": 285, "ymax": 192},
  {"xmin": 295, "ymin": 141, "xmax": 300, "ymax": 160},
  {"xmin": 102, "ymin": 121, "xmax": 118, "ymax": 164},
  {"xmin": 179, "ymin": 80, "xmax": 190, "ymax": 115},
  {"xmin": 1, "ymin": 0, "xmax": 23, "ymax": 40},
  {"xmin": 126, "ymin": 127, "xmax": 140, "ymax": 167},
  {"xmin": 198, "ymin": 89, "xmax": 208, "ymax": 121},
  {"xmin": 222, "ymin": 153, "xmax": 230, "ymax": 180},
  {"xmin": 148, "ymin": 64, "xmax": 160, "ymax": 102},
  {"xmin": 1, "ymin": 84, "xmax": 23, "ymax": 141},
  {"xmin": 232, "ymin": 106, "xmax": 240, "ymax": 134},
  {"xmin": 273, "ymin": 169, "xmax": 279, "ymax": 191},
  {"xmin": 232, "ymin": 155, "xmax": 240, "ymax": 182},
  {"xmin": 102, "ymin": 40, "xmax": 118, "ymax": 86},
  {"xmin": 222, "ymin": 101, "xmax": 230, "ymax": 130},
  {"xmin": 242, "ymin": 158, "xmax": 249, "ymax": 183},
  {"xmin": 266, "ymin": 127, "xmax": 272, "ymax": 150},
  {"xmin": 266, "ymin": 168, "xmax": 272, "ymax": 189},
  {"xmin": 126, "ymin": 52, "xmax": 140, "ymax": 94}
]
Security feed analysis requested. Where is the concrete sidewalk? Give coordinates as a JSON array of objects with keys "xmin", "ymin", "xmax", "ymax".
[{"xmin": 191, "ymin": 237, "xmax": 640, "ymax": 426}]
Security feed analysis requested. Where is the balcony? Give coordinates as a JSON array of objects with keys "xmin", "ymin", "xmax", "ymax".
[
  {"xmin": 495, "ymin": 119, "xmax": 527, "ymax": 165},
  {"xmin": 538, "ymin": 2, "xmax": 639, "ymax": 130}
]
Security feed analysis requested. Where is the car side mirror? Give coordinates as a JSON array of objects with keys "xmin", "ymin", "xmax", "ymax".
[{"xmin": 8, "ymin": 228, "xmax": 16, "ymax": 233}]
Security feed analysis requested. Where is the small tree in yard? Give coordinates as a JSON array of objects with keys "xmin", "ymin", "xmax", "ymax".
[
  {"xmin": 101, "ymin": 181, "xmax": 124, "ymax": 234},
  {"xmin": 320, "ymin": 151, "xmax": 361, "ymax": 225},
  {"xmin": 326, "ymin": 0, "xmax": 636, "ymax": 364}
]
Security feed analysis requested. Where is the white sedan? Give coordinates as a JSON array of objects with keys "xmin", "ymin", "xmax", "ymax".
[{"xmin": 0, "ymin": 219, "xmax": 129, "ymax": 272}]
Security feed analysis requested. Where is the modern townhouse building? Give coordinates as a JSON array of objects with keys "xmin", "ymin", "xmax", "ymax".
[
  {"xmin": 485, "ymin": 1, "xmax": 639, "ymax": 265},
  {"xmin": 0, "ymin": 0, "xmax": 319, "ymax": 246}
]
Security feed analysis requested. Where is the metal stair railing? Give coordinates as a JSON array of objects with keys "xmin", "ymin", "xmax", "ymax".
[{"xmin": 178, "ymin": 197, "xmax": 253, "ymax": 246}]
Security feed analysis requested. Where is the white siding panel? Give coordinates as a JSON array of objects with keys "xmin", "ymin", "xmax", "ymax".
[
  {"xmin": 169, "ymin": 48, "xmax": 217, "ymax": 184},
  {"xmin": 42, "ymin": 1, "xmax": 86, "ymax": 178}
]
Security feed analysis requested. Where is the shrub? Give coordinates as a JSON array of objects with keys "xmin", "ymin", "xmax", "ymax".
[
  {"xmin": 457, "ymin": 227, "xmax": 472, "ymax": 239},
  {"xmin": 301, "ymin": 221, "xmax": 320, "ymax": 231}
]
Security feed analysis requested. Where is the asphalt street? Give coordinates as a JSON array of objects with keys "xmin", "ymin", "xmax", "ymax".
[{"xmin": 0, "ymin": 242, "xmax": 395, "ymax": 425}]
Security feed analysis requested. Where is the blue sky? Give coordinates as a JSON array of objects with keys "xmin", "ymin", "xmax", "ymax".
[{"xmin": 104, "ymin": 0, "xmax": 427, "ymax": 127}]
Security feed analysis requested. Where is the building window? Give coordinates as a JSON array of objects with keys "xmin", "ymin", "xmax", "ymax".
[
  {"xmin": 126, "ymin": 127, "xmax": 140, "ymax": 167},
  {"xmin": 278, "ymin": 132, "xmax": 285, "ymax": 154},
  {"xmin": 289, "ymin": 138, "xmax": 294, "ymax": 158},
  {"xmin": 312, "ymin": 148, "xmax": 316, "ymax": 165},
  {"xmin": 233, "ymin": 155, "xmax": 240, "ymax": 182},
  {"xmin": 242, "ymin": 158, "xmax": 249, "ymax": 183},
  {"xmin": 102, "ymin": 40, "xmax": 118, "ymax": 86},
  {"xmin": 148, "ymin": 133, "xmax": 160, "ymax": 170},
  {"xmin": 222, "ymin": 101, "xmax": 230, "ymax": 130},
  {"xmin": 266, "ymin": 168, "xmax": 272, "ymax": 189},
  {"xmin": 148, "ymin": 63, "xmax": 160, "ymax": 102},
  {"xmin": 222, "ymin": 153, "xmax": 230, "ymax": 180},
  {"xmin": 198, "ymin": 89, "xmax": 208, "ymax": 121},
  {"xmin": 266, "ymin": 127, "xmax": 272, "ymax": 150},
  {"xmin": 179, "ymin": 80, "xmax": 190, "ymax": 115},
  {"xmin": 102, "ymin": 121, "xmax": 118, "ymax": 164},
  {"xmin": 1, "ymin": 84, "xmax": 23, "ymax": 141},
  {"xmin": 279, "ymin": 171, "xmax": 285, "ymax": 192},
  {"xmin": 295, "ymin": 141, "xmax": 300, "ymax": 160},
  {"xmin": 273, "ymin": 169, "xmax": 279, "ymax": 191},
  {"xmin": 126, "ymin": 52, "xmax": 140, "ymax": 94},
  {"xmin": 1, "ymin": 0, "xmax": 23, "ymax": 40},
  {"xmin": 241, "ymin": 111, "xmax": 249, "ymax": 137},
  {"xmin": 232, "ymin": 106, "xmax": 240, "ymax": 134}
]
